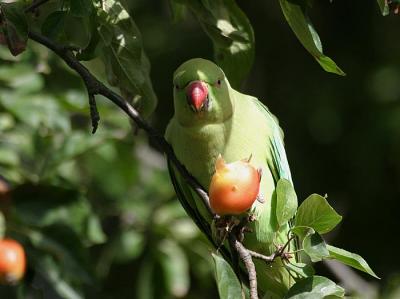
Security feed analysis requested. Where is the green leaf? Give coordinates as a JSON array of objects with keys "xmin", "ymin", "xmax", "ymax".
[
  {"xmin": 113, "ymin": 230, "xmax": 144, "ymax": 263},
  {"xmin": 0, "ymin": 112, "xmax": 15, "ymax": 131},
  {"xmin": 0, "ymin": 211, "xmax": 5, "ymax": 239},
  {"xmin": 278, "ymin": 0, "xmax": 345, "ymax": 76},
  {"xmin": 285, "ymin": 275, "xmax": 345, "ymax": 299},
  {"xmin": 35, "ymin": 256, "xmax": 84, "ymax": 299},
  {"xmin": 0, "ymin": 1, "xmax": 28, "ymax": 56},
  {"xmin": 11, "ymin": 183, "xmax": 105, "ymax": 246},
  {"xmin": 212, "ymin": 252, "xmax": 243, "ymax": 299},
  {"xmin": 295, "ymin": 194, "xmax": 342, "ymax": 234},
  {"xmin": 0, "ymin": 92, "xmax": 69, "ymax": 131},
  {"xmin": 75, "ymin": 15, "xmax": 101, "ymax": 61},
  {"xmin": 41, "ymin": 12, "xmax": 91, "ymax": 49},
  {"xmin": 291, "ymin": 225, "xmax": 313, "ymax": 239},
  {"xmin": 136, "ymin": 256, "xmax": 155, "ymax": 299},
  {"xmin": 284, "ymin": 262, "xmax": 315, "ymax": 279},
  {"xmin": 169, "ymin": 0, "xmax": 187, "ymax": 23},
  {"xmin": 303, "ymin": 231, "xmax": 329, "ymax": 262},
  {"xmin": 46, "ymin": 131, "xmax": 110, "ymax": 170},
  {"xmin": 174, "ymin": 0, "xmax": 254, "ymax": 88},
  {"xmin": 276, "ymin": 178, "xmax": 298, "ymax": 226},
  {"xmin": 69, "ymin": 0, "xmax": 93, "ymax": 17},
  {"xmin": 96, "ymin": 0, "xmax": 157, "ymax": 117},
  {"xmin": 19, "ymin": 223, "xmax": 93, "ymax": 295},
  {"xmin": 158, "ymin": 239, "xmax": 190, "ymax": 298},
  {"xmin": 41, "ymin": 11, "xmax": 68, "ymax": 41},
  {"xmin": 0, "ymin": 63, "xmax": 44, "ymax": 93},
  {"xmin": 377, "ymin": 0, "xmax": 390, "ymax": 16},
  {"xmin": 327, "ymin": 245, "xmax": 380, "ymax": 279},
  {"xmin": 0, "ymin": 146, "xmax": 20, "ymax": 166},
  {"xmin": 85, "ymin": 215, "xmax": 107, "ymax": 245}
]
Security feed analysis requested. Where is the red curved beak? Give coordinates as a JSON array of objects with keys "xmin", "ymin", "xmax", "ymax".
[{"xmin": 186, "ymin": 81, "xmax": 208, "ymax": 112}]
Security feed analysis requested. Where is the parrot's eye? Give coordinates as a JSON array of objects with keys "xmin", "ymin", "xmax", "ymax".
[
  {"xmin": 216, "ymin": 79, "xmax": 222, "ymax": 87},
  {"xmin": 174, "ymin": 84, "xmax": 180, "ymax": 90}
]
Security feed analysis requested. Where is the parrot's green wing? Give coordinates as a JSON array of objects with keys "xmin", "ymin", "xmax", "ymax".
[
  {"xmin": 249, "ymin": 97, "xmax": 300, "ymax": 265},
  {"xmin": 167, "ymin": 160, "xmax": 212, "ymax": 241},
  {"xmin": 167, "ymin": 160, "xmax": 234, "ymax": 262},
  {"xmin": 250, "ymin": 98, "xmax": 293, "ymax": 184}
]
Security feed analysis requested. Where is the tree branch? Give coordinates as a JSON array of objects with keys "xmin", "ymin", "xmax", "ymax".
[
  {"xmin": 24, "ymin": 0, "xmax": 51, "ymax": 13},
  {"xmin": 27, "ymin": 30, "xmax": 214, "ymax": 216},
  {"xmin": 230, "ymin": 234, "xmax": 258, "ymax": 299}
]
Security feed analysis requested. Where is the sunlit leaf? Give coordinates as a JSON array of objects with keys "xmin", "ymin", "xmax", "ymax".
[
  {"xmin": 0, "ymin": 63, "xmax": 44, "ymax": 93},
  {"xmin": 303, "ymin": 231, "xmax": 329, "ymax": 262},
  {"xmin": 295, "ymin": 194, "xmax": 342, "ymax": 234},
  {"xmin": 0, "ymin": 112, "xmax": 15, "ymax": 131},
  {"xmin": 0, "ymin": 147, "xmax": 19, "ymax": 166},
  {"xmin": 285, "ymin": 275, "xmax": 345, "ymax": 299},
  {"xmin": 276, "ymin": 178, "xmax": 298, "ymax": 226},
  {"xmin": 284, "ymin": 262, "xmax": 315, "ymax": 279},
  {"xmin": 113, "ymin": 230, "xmax": 144, "ymax": 263},
  {"xmin": 159, "ymin": 239, "xmax": 190, "ymax": 297},
  {"xmin": 0, "ymin": 92, "xmax": 70, "ymax": 132},
  {"xmin": 173, "ymin": 0, "xmax": 254, "ymax": 88},
  {"xmin": 327, "ymin": 245, "xmax": 380, "ymax": 279},
  {"xmin": 278, "ymin": 0, "xmax": 345, "ymax": 76},
  {"xmin": 212, "ymin": 252, "xmax": 242, "ymax": 299},
  {"xmin": 95, "ymin": 0, "xmax": 157, "ymax": 117}
]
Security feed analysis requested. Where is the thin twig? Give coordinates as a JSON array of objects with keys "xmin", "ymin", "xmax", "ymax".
[
  {"xmin": 280, "ymin": 235, "xmax": 295, "ymax": 255},
  {"xmin": 248, "ymin": 235, "xmax": 295, "ymax": 264},
  {"xmin": 229, "ymin": 234, "xmax": 258, "ymax": 299},
  {"xmin": 248, "ymin": 249, "xmax": 275, "ymax": 263},
  {"xmin": 27, "ymin": 30, "xmax": 214, "ymax": 216},
  {"xmin": 24, "ymin": 0, "xmax": 51, "ymax": 13},
  {"xmin": 88, "ymin": 92, "xmax": 100, "ymax": 134}
]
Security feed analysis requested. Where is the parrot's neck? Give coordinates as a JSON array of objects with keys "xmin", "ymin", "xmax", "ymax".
[{"xmin": 178, "ymin": 117, "xmax": 233, "ymax": 189}]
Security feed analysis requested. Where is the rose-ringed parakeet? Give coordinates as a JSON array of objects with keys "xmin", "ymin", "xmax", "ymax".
[{"xmin": 165, "ymin": 58, "xmax": 296, "ymax": 298}]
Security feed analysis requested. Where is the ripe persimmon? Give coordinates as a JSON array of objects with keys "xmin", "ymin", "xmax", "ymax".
[{"xmin": 209, "ymin": 155, "xmax": 261, "ymax": 215}]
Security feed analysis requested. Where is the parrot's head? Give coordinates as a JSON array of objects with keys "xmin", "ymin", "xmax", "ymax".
[{"xmin": 172, "ymin": 58, "xmax": 233, "ymax": 126}]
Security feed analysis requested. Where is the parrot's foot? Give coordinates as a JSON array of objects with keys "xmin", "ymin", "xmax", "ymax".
[
  {"xmin": 236, "ymin": 213, "xmax": 256, "ymax": 242},
  {"xmin": 213, "ymin": 215, "xmax": 240, "ymax": 247}
]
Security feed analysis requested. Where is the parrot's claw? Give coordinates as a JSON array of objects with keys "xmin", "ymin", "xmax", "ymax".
[
  {"xmin": 256, "ymin": 194, "xmax": 265, "ymax": 203},
  {"xmin": 213, "ymin": 214, "xmax": 221, "ymax": 221},
  {"xmin": 247, "ymin": 213, "xmax": 256, "ymax": 222}
]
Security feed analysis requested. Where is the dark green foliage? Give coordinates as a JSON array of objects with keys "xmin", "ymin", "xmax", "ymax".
[{"xmin": 0, "ymin": 0, "xmax": 395, "ymax": 298}]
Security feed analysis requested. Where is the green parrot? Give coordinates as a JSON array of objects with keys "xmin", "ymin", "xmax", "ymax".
[{"xmin": 165, "ymin": 58, "xmax": 296, "ymax": 298}]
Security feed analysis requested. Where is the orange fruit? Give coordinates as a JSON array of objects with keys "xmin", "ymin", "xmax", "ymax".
[
  {"xmin": 0, "ymin": 239, "xmax": 26, "ymax": 285},
  {"xmin": 209, "ymin": 155, "xmax": 260, "ymax": 215}
]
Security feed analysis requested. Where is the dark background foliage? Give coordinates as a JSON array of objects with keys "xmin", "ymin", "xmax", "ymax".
[{"xmin": 0, "ymin": 0, "xmax": 399, "ymax": 298}]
